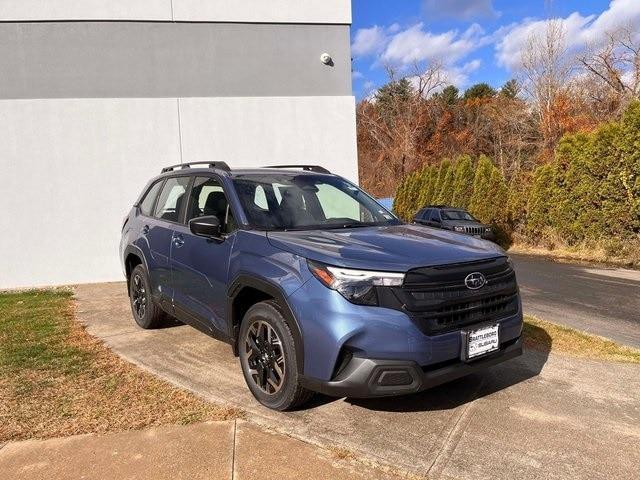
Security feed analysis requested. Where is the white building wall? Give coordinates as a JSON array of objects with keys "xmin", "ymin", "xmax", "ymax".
[
  {"xmin": 179, "ymin": 96, "xmax": 357, "ymax": 180},
  {"xmin": 0, "ymin": 99, "xmax": 181, "ymax": 288}
]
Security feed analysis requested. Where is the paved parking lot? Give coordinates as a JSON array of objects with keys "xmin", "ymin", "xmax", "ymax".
[
  {"xmin": 75, "ymin": 282, "xmax": 640, "ymax": 480},
  {"xmin": 512, "ymin": 254, "xmax": 640, "ymax": 348}
]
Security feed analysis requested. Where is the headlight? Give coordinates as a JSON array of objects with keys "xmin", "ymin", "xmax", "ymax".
[
  {"xmin": 307, "ymin": 260, "xmax": 404, "ymax": 306},
  {"xmin": 485, "ymin": 227, "xmax": 492, "ymax": 233},
  {"xmin": 454, "ymin": 226, "xmax": 465, "ymax": 232}
]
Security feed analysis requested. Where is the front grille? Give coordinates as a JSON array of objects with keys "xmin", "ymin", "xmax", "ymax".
[
  {"xmin": 464, "ymin": 226, "xmax": 485, "ymax": 236},
  {"xmin": 381, "ymin": 257, "xmax": 519, "ymax": 334}
]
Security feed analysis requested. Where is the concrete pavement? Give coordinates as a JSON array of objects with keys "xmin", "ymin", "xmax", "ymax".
[
  {"xmin": 0, "ymin": 420, "xmax": 399, "ymax": 480},
  {"xmin": 73, "ymin": 282, "xmax": 640, "ymax": 480},
  {"xmin": 511, "ymin": 254, "xmax": 640, "ymax": 348}
]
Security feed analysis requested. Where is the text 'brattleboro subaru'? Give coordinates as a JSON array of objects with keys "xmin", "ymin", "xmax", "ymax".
[{"xmin": 120, "ymin": 162, "xmax": 523, "ymax": 410}]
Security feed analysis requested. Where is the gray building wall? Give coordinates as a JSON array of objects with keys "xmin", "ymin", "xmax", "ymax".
[{"xmin": 0, "ymin": 22, "xmax": 351, "ymax": 99}]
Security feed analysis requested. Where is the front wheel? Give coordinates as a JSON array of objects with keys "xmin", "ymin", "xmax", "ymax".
[{"xmin": 238, "ymin": 301, "xmax": 313, "ymax": 411}]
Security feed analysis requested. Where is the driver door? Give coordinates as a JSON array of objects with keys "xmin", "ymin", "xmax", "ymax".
[{"xmin": 170, "ymin": 175, "xmax": 237, "ymax": 336}]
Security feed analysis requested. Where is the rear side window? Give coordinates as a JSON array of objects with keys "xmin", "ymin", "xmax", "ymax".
[
  {"xmin": 153, "ymin": 176, "xmax": 190, "ymax": 223},
  {"xmin": 430, "ymin": 209, "xmax": 441, "ymax": 222},
  {"xmin": 139, "ymin": 180, "xmax": 163, "ymax": 216},
  {"xmin": 421, "ymin": 208, "xmax": 431, "ymax": 220}
]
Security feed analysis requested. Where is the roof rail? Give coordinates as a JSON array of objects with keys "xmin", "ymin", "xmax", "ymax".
[
  {"xmin": 423, "ymin": 204, "xmax": 452, "ymax": 209},
  {"xmin": 161, "ymin": 161, "xmax": 231, "ymax": 174},
  {"xmin": 263, "ymin": 165, "xmax": 331, "ymax": 174}
]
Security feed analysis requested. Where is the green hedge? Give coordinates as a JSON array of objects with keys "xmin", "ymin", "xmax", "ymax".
[
  {"xmin": 393, "ymin": 101, "xmax": 640, "ymax": 247},
  {"xmin": 527, "ymin": 102, "xmax": 640, "ymax": 243}
]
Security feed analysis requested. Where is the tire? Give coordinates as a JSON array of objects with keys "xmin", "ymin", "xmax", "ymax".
[
  {"xmin": 238, "ymin": 300, "xmax": 314, "ymax": 411},
  {"xmin": 128, "ymin": 264, "xmax": 167, "ymax": 329}
]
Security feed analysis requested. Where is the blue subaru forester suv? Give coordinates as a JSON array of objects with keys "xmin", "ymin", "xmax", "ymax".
[{"xmin": 120, "ymin": 162, "xmax": 523, "ymax": 410}]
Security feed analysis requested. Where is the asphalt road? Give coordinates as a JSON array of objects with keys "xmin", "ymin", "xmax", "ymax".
[{"xmin": 511, "ymin": 254, "xmax": 640, "ymax": 348}]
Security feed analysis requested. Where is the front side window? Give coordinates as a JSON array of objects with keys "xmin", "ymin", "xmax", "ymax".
[
  {"xmin": 232, "ymin": 174, "xmax": 400, "ymax": 231},
  {"xmin": 153, "ymin": 176, "xmax": 190, "ymax": 223},
  {"xmin": 139, "ymin": 180, "xmax": 163, "ymax": 216},
  {"xmin": 186, "ymin": 177, "xmax": 237, "ymax": 233}
]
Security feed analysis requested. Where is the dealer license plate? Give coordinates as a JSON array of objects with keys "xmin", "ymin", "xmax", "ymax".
[{"xmin": 465, "ymin": 324, "xmax": 499, "ymax": 359}]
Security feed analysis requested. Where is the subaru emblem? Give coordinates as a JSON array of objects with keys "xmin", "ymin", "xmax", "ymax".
[{"xmin": 465, "ymin": 272, "xmax": 486, "ymax": 290}]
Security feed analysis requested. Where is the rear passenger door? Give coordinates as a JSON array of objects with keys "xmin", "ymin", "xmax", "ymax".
[
  {"xmin": 170, "ymin": 176, "xmax": 237, "ymax": 336},
  {"xmin": 137, "ymin": 176, "xmax": 190, "ymax": 309}
]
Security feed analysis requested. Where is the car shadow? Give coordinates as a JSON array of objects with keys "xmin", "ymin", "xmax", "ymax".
[
  {"xmin": 156, "ymin": 316, "xmax": 185, "ymax": 329},
  {"xmin": 307, "ymin": 325, "xmax": 552, "ymax": 413}
]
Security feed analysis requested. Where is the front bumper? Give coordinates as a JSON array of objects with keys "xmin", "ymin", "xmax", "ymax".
[{"xmin": 301, "ymin": 336, "xmax": 522, "ymax": 398}]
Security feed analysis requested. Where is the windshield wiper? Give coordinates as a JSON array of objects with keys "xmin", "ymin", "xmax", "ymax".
[{"xmin": 324, "ymin": 222, "xmax": 375, "ymax": 230}]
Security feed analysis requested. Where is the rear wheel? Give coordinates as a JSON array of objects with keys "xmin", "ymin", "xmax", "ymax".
[
  {"xmin": 129, "ymin": 264, "xmax": 166, "ymax": 329},
  {"xmin": 239, "ymin": 301, "xmax": 313, "ymax": 411}
]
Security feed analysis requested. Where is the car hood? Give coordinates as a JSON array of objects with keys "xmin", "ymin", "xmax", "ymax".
[{"xmin": 266, "ymin": 224, "xmax": 505, "ymax": 272}]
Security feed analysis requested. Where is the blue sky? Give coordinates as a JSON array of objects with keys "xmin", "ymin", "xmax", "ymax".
[{"xmin": 351, "ymin": 0, "xmax": 639, "ymax": 99}]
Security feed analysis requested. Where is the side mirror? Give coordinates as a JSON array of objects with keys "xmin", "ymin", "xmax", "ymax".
[{"xmin": 189, "ymin": 216, "xmax": 222, "ymax": 239}]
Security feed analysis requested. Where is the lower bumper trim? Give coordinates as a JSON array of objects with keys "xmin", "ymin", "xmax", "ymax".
[{"xmin": 301, "ymin": 337, "xmax": 523, "ymax": 398}]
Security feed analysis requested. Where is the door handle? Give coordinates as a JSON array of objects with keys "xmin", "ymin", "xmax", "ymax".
[
  {"xmin": 172, "ymin": 234, "xmax": 184, "ymax": 248},
  {"xmin": 142, "ymin": 225, "xmax": 150, "ymax": 235}
]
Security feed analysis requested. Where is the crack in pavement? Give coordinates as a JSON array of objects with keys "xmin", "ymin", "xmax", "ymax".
[
  {"xmin": 426, "ymin": 379, "xmax": 485, "ymax": 478},
  {"xmin": 230, "ymin": 419, "xmax": 238, "ymax": 480}
]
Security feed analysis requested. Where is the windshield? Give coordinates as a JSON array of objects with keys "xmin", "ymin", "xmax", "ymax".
[
  {"xmin": 232, "ymin": 174, "xmax": 401, "ymax": 231},
  {"xmin": 442, "ymin": 209, "xmax": 476, "ymax": 221}
]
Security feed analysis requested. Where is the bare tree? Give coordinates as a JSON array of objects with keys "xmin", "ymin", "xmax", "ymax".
[
  {"xmin": 520, "ymin": 18, "xmax": 573, "ymax": 159},
  {"xmin": 577, "ymin": 26, "xmax": 640, "ymax": 119},
  {"xmin": 357, "ymin": 63, "xmax": 446, "ymax": 195}
]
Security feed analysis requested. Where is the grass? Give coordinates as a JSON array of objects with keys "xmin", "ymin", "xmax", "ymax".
[
  {"xmin": 523, "ymin": 315, "xmax": 640, "ymax": 364},
  {"xmin": 0, "ymin": 289, "xmax": 242, "ymax": 442}
]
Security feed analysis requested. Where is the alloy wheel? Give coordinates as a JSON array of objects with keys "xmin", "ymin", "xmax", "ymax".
[
  {"xmin": 131, "ymin": 274, "xmax": 147, "ymax": 319},
  {"xmin": 244, "ymin": 320, "xmax": 286, "ymax": 395}
]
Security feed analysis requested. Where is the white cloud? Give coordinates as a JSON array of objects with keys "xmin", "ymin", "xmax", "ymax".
[
  {"xmin": 381, "ymin": 23, "xmax": 489, "ymax": 67},
  {"xmin": 443, "ymin": 59, "xmax": 482, "ymax": 87},
  {"xmin": 351, "ymin": 25, "xmax": 388, "ymax": 57},
  {"xmin": 582, "ymin": 0, "xmax": 640, "ymax": 43},
  {"xmin": 423, "ymin": 0, "xmax": 498, "ymax": 20},
  {"xmin": 352, "ymin": 70, "xmax": 364, "ymax": 80},
  {"xmin": 387, "ymin": 23, "xmax": 401, "ymax": 34},
  {"xmin": 495, "ymin": 0, "xmax": 640, "ymax": 70}
]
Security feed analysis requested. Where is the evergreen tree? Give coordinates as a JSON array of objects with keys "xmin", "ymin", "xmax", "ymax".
[
  {"xmin": 375, "ymin": 78, "xmax": 413, "ymax": 121},
  {"xmin": 526, "ymin": 163, "xmax": 557, "ymax": 239},
  {"xmin": 615, "ymin": 101, "xmax": 640, "ymax": 234},
  {"xmin": 506, "ymin": 170, "xmax": 530, "ymax": 230},
  {"xmin": 468, "ymin": 156, "xmax": 494, "ymax": 220},
  {"xmin": 463, "ymin": 83, "xmax": 496, "ymax": 101},
  {"xmin": 487, "ymin": 167, "xmax": 509, "ymax": 225},
  {"xmin": 434, "ymin": 161, "xmax": 455, "ymax": 205},
  {"xmin": 438, "ymin": 85, "xmax": 460, "ymax": 105},
  {"xmin": 417, "ymin": 165, "xmax": 435, "ymax": 207},
  {"xmin": 432, "ymin": 160, "xmax": 452, "ymax": 204},
  {"xmin": 451, "ymin": 155, "xmax": 475, "ymax": 208},
  {"xmin": 500, "ymin": 79, "xmax": 520, "ymax": 99}
]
